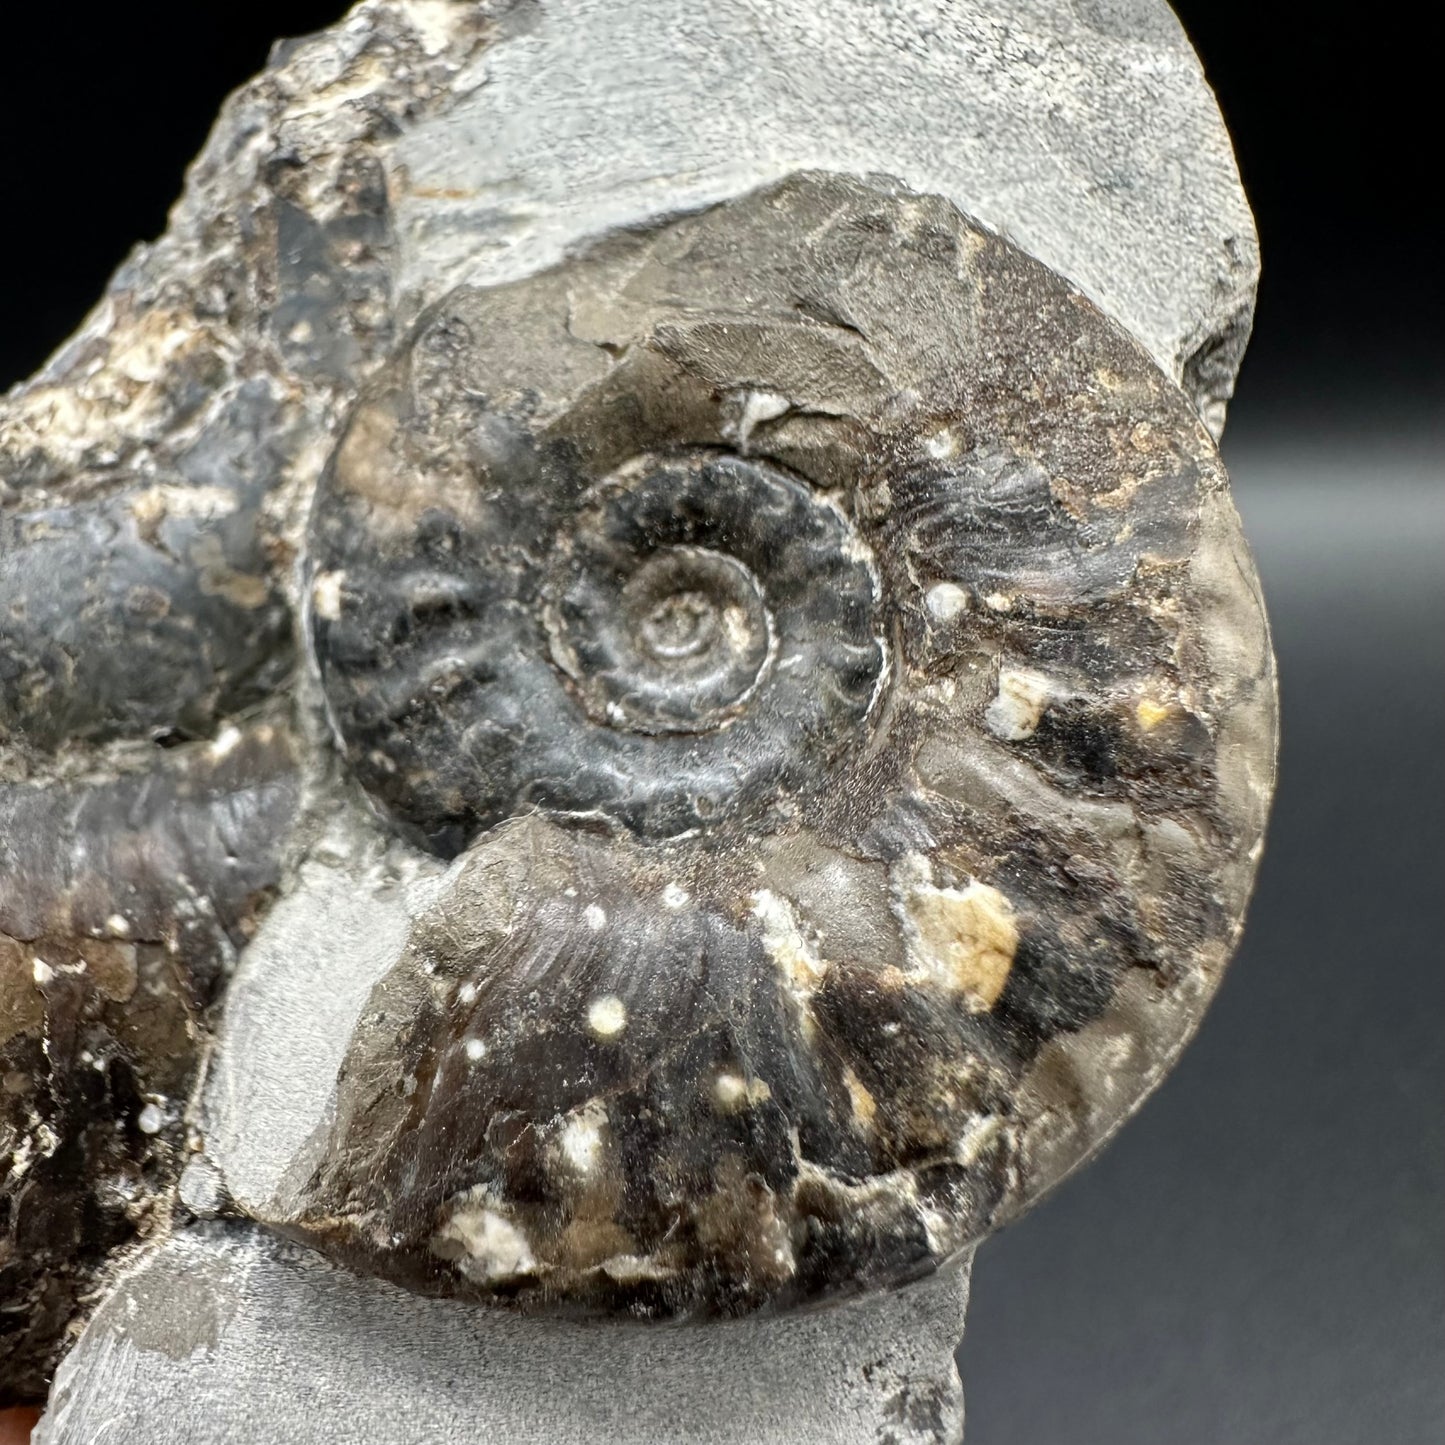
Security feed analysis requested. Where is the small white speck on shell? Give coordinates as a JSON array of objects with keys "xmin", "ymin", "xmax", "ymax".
[
  {"xmin": 586, "ymin": 995, "xmax": 628, "ymax": 1038},
  {"xmin": 209, "ymin": 724, "xmax": 243, "ymax": 760},
  {"xmin": 925, "ymin": 581, "xmax": 970, "ymax": 621},
  {"xmin": 312, "ymin": 570, "xmax": 347, "ymax": 621},
  {"xmin": 712, "ymin": 1073, "xmax": 772, "ymax": 1113}
]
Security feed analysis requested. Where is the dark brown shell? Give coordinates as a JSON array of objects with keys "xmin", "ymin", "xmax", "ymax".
[{"xmin": 287, "ymin": 173, "xmax": 1276, "ymax": 1318}]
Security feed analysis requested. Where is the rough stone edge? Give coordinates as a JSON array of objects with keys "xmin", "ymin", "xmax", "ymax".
[{"xmin": 35, "ymin": 1223, "xmax": 971, "ymax": 1445}]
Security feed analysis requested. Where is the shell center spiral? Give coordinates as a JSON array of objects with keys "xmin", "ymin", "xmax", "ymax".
[
  {"xmin": 313, "ymin": 436, "xmax": 885, "ymax": 850},
  {"xmin": 550, "ymin": 538, "xmax": 772, "ymax": 736}
]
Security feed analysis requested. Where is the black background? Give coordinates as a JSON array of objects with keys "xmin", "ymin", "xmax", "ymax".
[{"xmin": 1, "ymin": 5, "xmax": 1440, "ymax": 1442}]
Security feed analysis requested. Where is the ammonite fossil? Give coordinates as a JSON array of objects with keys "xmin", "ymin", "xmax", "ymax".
[
  {"xmin": 264, "ymin": 170, "xmax": 1274, "ymax": 1315},
  {"xmin": 1, "ymin": 0, "xmax": 1275, "ymax": 1424}
]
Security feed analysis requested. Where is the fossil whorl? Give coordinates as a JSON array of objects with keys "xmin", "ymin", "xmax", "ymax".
[
  {"xmin": 314, "ymin": 435, "xmax": 882, "ymax": 851},
  {"xmin": 291, "ymin": 173, "xmax": 1276, "ymax": 1318},
  {"xmin": 0, "ymin": 376, "xmax": 303, "ymax": 1396}
]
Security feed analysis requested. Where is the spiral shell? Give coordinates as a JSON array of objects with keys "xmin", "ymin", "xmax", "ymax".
[
  {"xmin": 313, "ymin": 433, "xmax": 883, "ymax": 851},
  {"xmin": 288, "ymin": 171, "xmax": 1275, "ymax": 1317}
]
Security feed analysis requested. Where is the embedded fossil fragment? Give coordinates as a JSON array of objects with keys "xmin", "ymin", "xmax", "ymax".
[
  {"xmin": 0, "ymin": 723, "xmax": 298, "ymax": 1398},
  {"xmin": 1, "ymin": 0, "xmax": 1274, "ymax": 1432}
]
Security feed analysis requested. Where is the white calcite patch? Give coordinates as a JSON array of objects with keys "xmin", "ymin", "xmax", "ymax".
[
  {"xmin": 208, "ymin": 724, "xmax": 243, "ymax": 761},
  {"xmin": 842, "ymin": 1068, "xmax": 878, "ymax": 1131},
  {"xmin": 923, "ymin": 428, "xmax": 961, "ymax": 460},
  {"xmin": 712, "ymin": 1073, "xmax": 773, "ymax": 1114},
  {"xmin": 751, "ymin": 889, "xmax": 828, "ymax": 996},
  {"xmin": 433, "ymin": 1188, "xmax": 538, "ymax": 1285},
  {"xmin": 598, "ymin": 1252, "xmax": 680, "ymax": 1285},
  {"xmin": 984, "ymin": 668, "xmax": 1054, "ymax": 742},
  {"xmin": 1136, "ymin": 696, "xmax": 1173, "ymax": 732},
  {"xmin": 894, "ymin": 855, "xmax": 1019, "ymax": 1012},
  {"xmin": 311, "ymin": 569, "xmax": 346, "ymax": 621},
  {"xmin": 177, "ymin": 1157, "xmax": 227, "ymax": 1218},
  {"xmin": 557, "ymin": 1100, "xmax": 608, "ymax": 1174},
  {"xmin": 955, "ymin": 1113, "xmax": 1004, "ymax": 1166},
  {"xmin": 732, "ymin": 388, "xmax": 792, "ymax": 452}
]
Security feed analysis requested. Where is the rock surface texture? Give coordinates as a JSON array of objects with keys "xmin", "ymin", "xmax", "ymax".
[
  {"xmin": 34, "ymin": 1224, "xmax": 973, "ymax": 1445},
  {"xmin": 1, "ymin": 0, "xmax": 1274, "ymax": 1435}
]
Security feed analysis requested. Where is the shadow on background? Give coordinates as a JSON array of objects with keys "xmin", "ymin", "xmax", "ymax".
[{"xmin": 0, "ymin": 3, "xmax": 1439, "ymax": 1443}]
